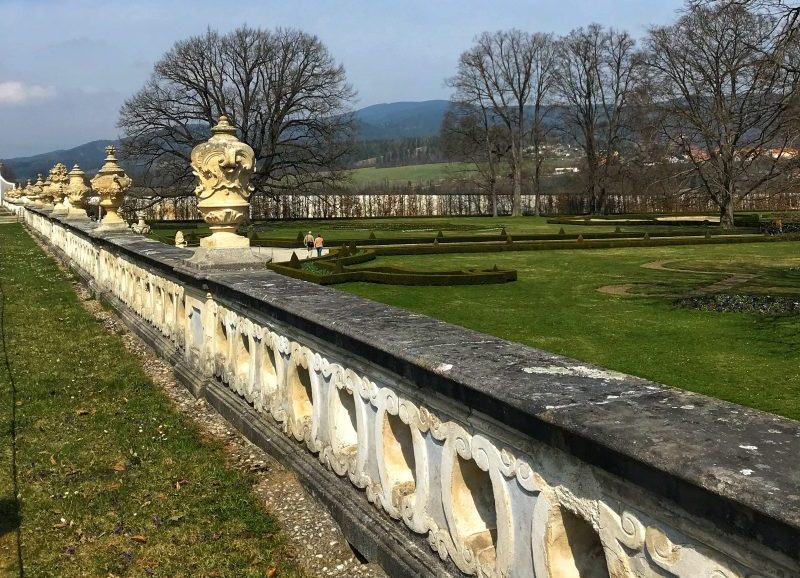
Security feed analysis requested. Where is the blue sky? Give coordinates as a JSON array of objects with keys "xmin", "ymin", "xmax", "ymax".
[{"xmin": 0, "ymin": 0, "xmax": 686, "ymax": 158}]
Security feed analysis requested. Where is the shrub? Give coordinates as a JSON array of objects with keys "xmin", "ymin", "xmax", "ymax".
[
  {"xmin": 267, "ymin": 262, "xmax": 517, "ymax": 286},
  {"xmin": 369, "ymin": 231, "xmax": 376, "ymax": 240}
]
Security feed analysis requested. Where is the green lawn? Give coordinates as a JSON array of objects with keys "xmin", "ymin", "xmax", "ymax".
[
  {"xmin": 348, "ymin": 162, "xmax": 477, "ymax": 184},
  {"xmin": 346, "ymin": 159, "xmax": 581, "ymax": 185},
  {"xmin": 149, "ymin": 215, "xmax": 717, "ymax": 246},
  {"xmin": 339, "ymin": 242, "xmax": 800, "ymax": 420},
  {"xmin": 0, "ymin": 224, "xmax": 304, "ymax": 578}
]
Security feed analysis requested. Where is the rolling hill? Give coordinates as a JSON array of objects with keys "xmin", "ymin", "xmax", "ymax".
[
  {"xmin": 354, "ymin": 100, "xmax": 450, "ymax": 140},
  {"xmin": 2, "ymin": 101, "xmax": 453, "ymax": 180}
]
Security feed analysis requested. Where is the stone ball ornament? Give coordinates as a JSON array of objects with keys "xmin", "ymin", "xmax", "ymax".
[
  {"xmin": 90, "ymin": 145, "xmax": 132, "ymax": 229},
  {"xmin": 191, "ymin": 115, "xmax": 255, "ymax": 249}
]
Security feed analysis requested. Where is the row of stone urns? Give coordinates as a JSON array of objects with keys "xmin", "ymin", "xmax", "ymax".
[
  {"xmin": 7, "ymin": 115, "xmax": 254, "ymax": 236},
  {"xmin": 5, "ymin": 145, "xmax": 131, "ymax": 224}
]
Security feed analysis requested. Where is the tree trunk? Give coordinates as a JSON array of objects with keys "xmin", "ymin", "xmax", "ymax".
[
  {"xmin": 720, "ymin": 198, "xmax": 735, "ymax": 229},
  {"xmin": 511, "ymin": 145, "xmax": 522, "ymax": 217},
  {"xmin": 490, "ymin": 178, "xmax": 498, "ymax": 218},
  {"xmin": 533, "ymin": 157, "xmax": 541, "ymax": 217}
]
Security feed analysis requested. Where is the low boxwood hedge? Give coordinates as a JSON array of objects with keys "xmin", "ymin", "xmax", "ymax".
[
  {"xmin": 250, "ymin": 228, "xmax": 757, "ymax": 248},
  {"xmin": 267, "ymin": 249, "xmax": 517, "ymax": 286},
  {"xmin": 367, "ymin": 233, "xmax": 797, "ymax": 256},
  {"xmin": 547, "ymin": 214, "xmax": 759, "ymax": 227}
]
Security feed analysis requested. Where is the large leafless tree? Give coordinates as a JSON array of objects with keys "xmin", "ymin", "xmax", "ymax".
[
  {"xmin": 441, "ymin": 101, "xmax": 509, "ymax": 217},
  {"xmin": 526, "ymin": 34, "xmax": 558, "ymax": 215},
  {"xmin": 118, "ymin": 26, "xmax": 356, "ymax": 201},
  {"xmin": 448, "ymin": 30, "xmax": 555, "ymax": 216},
  {"xmin": 554, "ymin": 24, "xmax": 642, "ymax": 214},
  {"xmin": 647, "ymin": 2, "xmax": 800, "ymax": 228}
]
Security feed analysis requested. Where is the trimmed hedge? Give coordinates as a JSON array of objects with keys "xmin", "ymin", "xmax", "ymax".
[
  {"xmin": 547, "ymin": 214, "xmax": 760, "ymax": 228},
  {"xmin": 367, "ymin": 233, "xmax": 799, "ymax": 256},
  {"xmin": 250, "ymin": 228, "xmax": 758, "ymax": 248},
  {"xmin": 267, "ymin": 261, "xmax": 517, "ymax": 286},
  {"xmin": 268, "ymin": 247, "xmax": 517, "ymax": 285}
]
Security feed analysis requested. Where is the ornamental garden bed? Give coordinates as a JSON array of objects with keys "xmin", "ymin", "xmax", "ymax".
[{"xmin": 267, "ymin": 248, "xmax": 517, "ymax": 286}]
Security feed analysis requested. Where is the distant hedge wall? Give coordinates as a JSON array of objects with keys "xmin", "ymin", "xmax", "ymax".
[{"xmin": 250, "ymin": 228, "xmax": 758, "ymax": 249}]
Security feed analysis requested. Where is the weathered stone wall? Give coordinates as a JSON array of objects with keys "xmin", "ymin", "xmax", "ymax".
[{"xmin": 17, "ymin": 203, "xmax": 800, "ymax": 578}]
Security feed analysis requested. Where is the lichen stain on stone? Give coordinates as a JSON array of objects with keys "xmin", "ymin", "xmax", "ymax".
[
  {"xmin": 522, "ymin": 364, "xmax": 628, "ymax": 381},
  {"xmin": 435, "ymin": 363, "xmax": 453, "ymax": 373}
]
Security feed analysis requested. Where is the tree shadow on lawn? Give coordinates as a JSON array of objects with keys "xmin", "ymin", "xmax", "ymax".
[{"xmin": 0, "ymin": 496, "xmax": 20, "ymax": 537}]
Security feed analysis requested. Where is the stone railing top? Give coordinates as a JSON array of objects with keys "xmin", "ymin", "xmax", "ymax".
[{"xmin": 28, "ymin": 207, "xmax": 800, "ymax": 558}]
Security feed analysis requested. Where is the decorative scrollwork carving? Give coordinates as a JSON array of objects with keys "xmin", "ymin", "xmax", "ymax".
[
  {"xmin": 90, "ymin": 146, "xmax": 132, "ymax": 227},
  {"xmin": 190, "ymin": 115, "xmax": 255, "ymax": 248}
]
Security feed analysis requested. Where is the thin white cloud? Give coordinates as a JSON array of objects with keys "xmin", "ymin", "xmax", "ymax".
[{"xmin": 0, "ymin": 81, "xmax": 56, "ymax": 106}]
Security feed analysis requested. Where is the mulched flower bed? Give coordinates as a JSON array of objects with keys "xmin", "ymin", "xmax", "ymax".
[{"xmin": 676, "ymin": 293, "xmax": 800, "ymax": 314}]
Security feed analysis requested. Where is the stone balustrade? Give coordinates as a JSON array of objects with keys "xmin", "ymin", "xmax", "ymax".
[{"xmin": 16, "ymin": 204, "xmax": 800, "ymax": 578}]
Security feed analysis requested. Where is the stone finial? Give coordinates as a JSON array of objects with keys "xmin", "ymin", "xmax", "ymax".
[
  {"xmin": 28, "ymin": 174, "xmax": 45, "ymax": 206},
  {"xmin": 49, "ymin": 162, "xmax": 70, "ymax": 214},
  {"xmin": 90, "ymin": 145, "xmax": 132, "ymax": 229},
  {"xmin": 41, "ymin": 171, "xmax": 54, "ymax": 205},
  {"xmin": 190, "ymin": 114, "xmax": 255, "ymax": 248},
  {"xmin": 175, "ymin": 230, "xmax": 187, "ymax": 248},
  {"xmin": 7, "ymin": 177, "xmax": 26, "ymax": 202},
  {"xmin": 65, "ymin": 164, "xmax": 90, "ymax": 219}
]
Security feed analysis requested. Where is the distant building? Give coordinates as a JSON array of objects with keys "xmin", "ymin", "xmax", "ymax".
[{"xmin": 766, "ymin": 147, "xmax": 800, "ymax": 160}]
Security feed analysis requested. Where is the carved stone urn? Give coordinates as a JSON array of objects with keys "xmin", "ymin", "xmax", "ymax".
[
  {"xmin": 190, "ymin": 115, "xmax": 254, "ymax": 248},
  {"xmin": 65, "ymin": 164, "xmax": 90, "ymax": 219},
  {"xmin": 41, "ymin": 172, "xmax": 54, "ymax": 206},
  {"xmin": 29, "ymin": 174, "xmax": 45, "ymax": 207},
  {"xmin": 91, "ymin": 145, "xmax": 132, "ymax": 229},
  {"xmin": 50, "ymin": 162, "xmax": 70, "ymax": 214},
  {"xmin": 6, "ymin": 181, "xmax": 22, "ymax": 204}
]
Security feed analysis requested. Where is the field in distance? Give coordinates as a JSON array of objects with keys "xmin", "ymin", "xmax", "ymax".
[{"xmin": 346, "ymin": 159, "xmax": 578, "ymax": 185}]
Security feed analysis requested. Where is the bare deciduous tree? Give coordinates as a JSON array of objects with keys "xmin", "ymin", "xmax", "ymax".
[
  {"xmin": 448, "ymin": 30, "xmax": 555, "ymax": 216},
  {"xmin": 118, "ymin": 26, "xmax": 356, "ymax": 202},
  {"xmin": 554, "ymin": 24, "xmax": 642, "ymax": 214},
  {"xmin": 527, "ymin": 34, "xmax": 558, "ymax": 216},
  {"xmin": 441, "ymin": 101, "xmax": 509, "ymax": 217},
  {"xmin": 647, "ymin": 2, "xmax": 800, "ymax": 228}
]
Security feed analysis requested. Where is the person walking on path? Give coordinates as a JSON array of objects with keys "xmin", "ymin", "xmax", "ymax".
[
  {"xmin": 314, "ymin": 233, "xmax": 324, "ymax": 257},
  {"xmin": 303, "ymin": 231, "xmax": 314, "ymax": 257}
]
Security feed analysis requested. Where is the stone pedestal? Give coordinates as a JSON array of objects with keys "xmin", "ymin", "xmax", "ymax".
[
  {"xmin": 200, "ymin": 230, "xmax": 250, "ymax": 249},
  {"xmin": 182, "ymin": 247, "xmax": 270, "ymax": 271}
]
